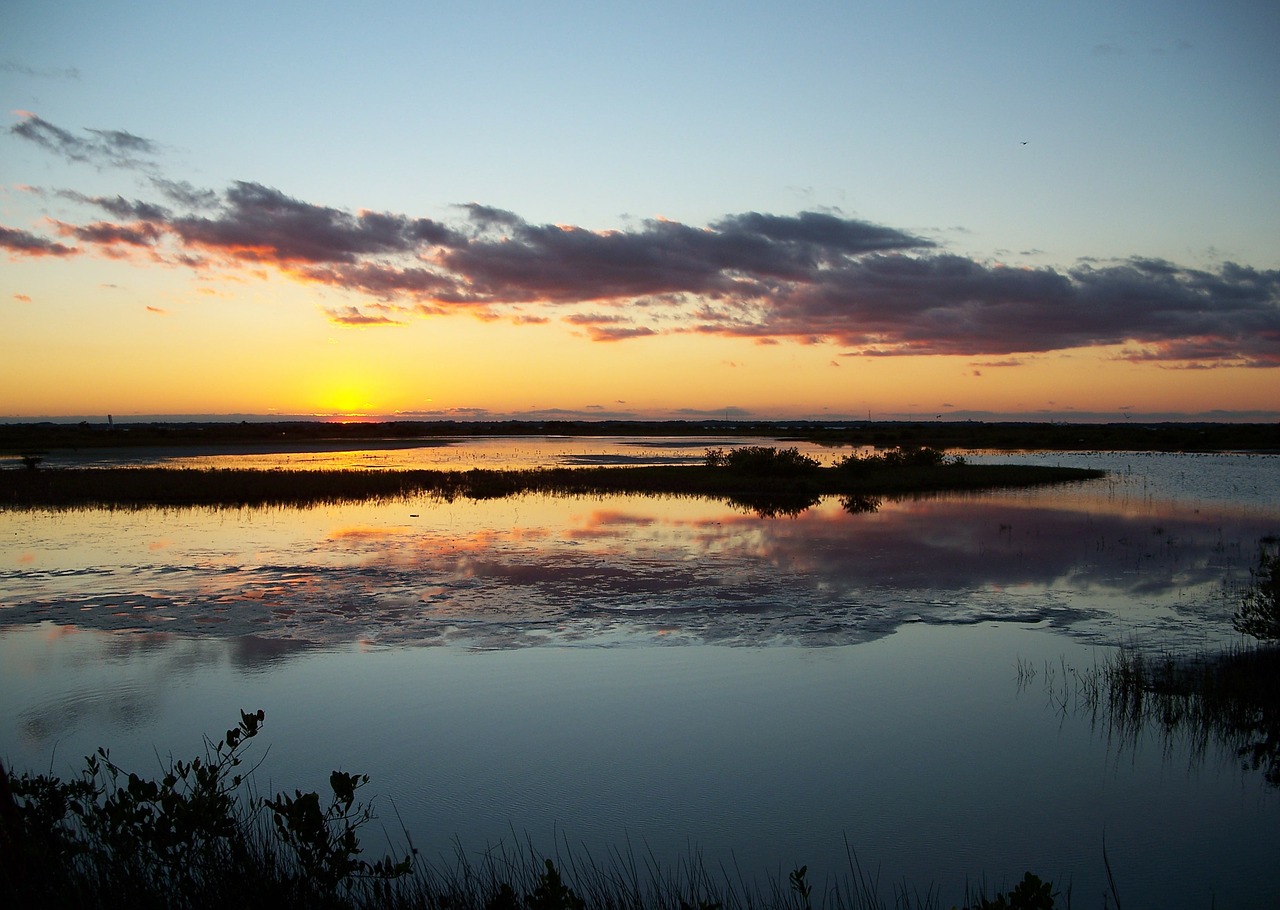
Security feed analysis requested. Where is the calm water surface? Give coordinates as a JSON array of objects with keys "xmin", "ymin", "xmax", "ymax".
[{"xmin": 2, "ymin": 440, "xmax": 1278, "ymax": 907}]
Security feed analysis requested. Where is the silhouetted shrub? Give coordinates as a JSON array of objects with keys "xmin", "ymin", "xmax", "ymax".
[
  {"xmin": 1235, "ymin": 541, "xmax": 1280, "ymax": 642},
  {"xmin": 703, "ymin": 446, "xmax": 821, "ymax": 474},
  {"xmin": 835, "ymin": 446, "xmax": 954, "ymax": 470},
  {"xmin": 1, "ymin": 709, "xmax": 411, "ymax": 908}
]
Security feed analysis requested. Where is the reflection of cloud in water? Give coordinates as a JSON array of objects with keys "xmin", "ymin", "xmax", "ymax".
[
  {"xmin": 1, "ymin": 494, "xmax": 1273, "ymax": 650},
  {"xmin": 14, "ymin": 630, "xmax": 315, "ymax": 750},
  {"xmin": 20, "ymin": 680, "xmax": 158, "ymax": 744}
]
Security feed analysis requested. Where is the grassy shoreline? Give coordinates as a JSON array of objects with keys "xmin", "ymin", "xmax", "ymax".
[{"xmin": 0, "ymin": 461, "xmax": 1104, "ymax": 510}]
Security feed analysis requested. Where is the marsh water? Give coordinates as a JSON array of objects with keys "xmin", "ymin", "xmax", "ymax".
[{"xmin": 2, "ymin": 438, "xmax": 1278, "ymax": 907}]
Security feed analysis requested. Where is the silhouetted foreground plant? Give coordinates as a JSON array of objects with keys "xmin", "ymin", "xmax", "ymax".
[
  {"xmin": 1234, "ymin": 538, "xmax": 1280, "ymax": 642},
  {"xmin": 1, "ymin": 709, "xmax": 411, "ymax": 909},
  {"xmin": 3, "ymin": 712, "xmax": 1104, "ymax": 910},
  {"xmin": 959, "ymin": 872, "xmax": 1057, "ymax": 910}
]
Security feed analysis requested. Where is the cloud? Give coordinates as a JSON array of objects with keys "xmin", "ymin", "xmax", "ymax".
[
  {"xmin": 438, "ymin": 207, "xmax": 929, "ymax": 305},
  {"xmin": 0, "ymin": 225, "xmax": 76, "ymax": 256},
  {"xmin": 674, "ymin": 406, "xmax": 755, "ymax": 419},
  {"xmin": 586, "ymin": 324, "xmax": 658, "ymax": 342},
  {"xmin": 694, "ymin": 254, "xmax": 1280, "ymax": 365},
  {"xmin": 563, "ymin": 311, "xmax": 656, "ymax": 341},
  {"xmin": 1, "ymin": 60, "xmax": 80, "ymax": 79},
  {"xmin": 324, "ymin": 305, "xmax": 401, "ymax": 326},
  {"xmin": 167, "ymin": 181, "xmax": 464, "ymax": 264},
  {"xmin": 57, "ymin": 190, "xmax": 173, "ymax": 221},
  {"xmin": 152, "ymin": 179, "xmax": 219, "ymax": 209},
  {"xmin": 10, "ymin": 112, "xmax": 158, "ymax": 170},
  {"xmin": 61, "ymin": 220, "xmax": 162, "ymax": 247},
  {"xmin": 11, "ymin": 112, "xmax": 1280, "ymax": 368}
]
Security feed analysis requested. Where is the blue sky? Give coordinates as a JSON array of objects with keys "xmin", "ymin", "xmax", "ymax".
[{"xmin": 2, "ymin": 1, "xmax": 1278, "ymax": 420}]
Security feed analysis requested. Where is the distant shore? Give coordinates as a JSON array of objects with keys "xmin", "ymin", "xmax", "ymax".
[{"xmin": 2, "ymin": 418, "xmax": 1276, "ymax": 457}]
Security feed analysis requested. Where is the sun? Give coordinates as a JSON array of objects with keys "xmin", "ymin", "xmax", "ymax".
[{"xmin": 316, "ymin": 382, "xmax": 376, "ymax": 417}]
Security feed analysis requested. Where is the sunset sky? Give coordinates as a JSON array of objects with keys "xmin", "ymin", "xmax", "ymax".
[{"xmin": 3, "ymin": 1, "xmax": 1278, "ymax": 422}]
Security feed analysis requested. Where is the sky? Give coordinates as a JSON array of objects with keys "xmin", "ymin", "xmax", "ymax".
[{"xmin": 2, "ymin": 0, "xmax": 1278, "ymax": 422}]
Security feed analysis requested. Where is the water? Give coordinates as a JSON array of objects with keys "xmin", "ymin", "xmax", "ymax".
[{"xmin": 2, "ymin": 441, "xmax": 1278, "ymax": 907}]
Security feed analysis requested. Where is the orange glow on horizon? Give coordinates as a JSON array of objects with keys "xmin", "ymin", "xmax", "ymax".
[{"xmin": 3, "ymin": 255, "xmax": 1276, "ymax": 419}]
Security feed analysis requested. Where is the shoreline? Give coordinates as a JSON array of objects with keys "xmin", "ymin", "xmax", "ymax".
[{"xmin": 0, "ymin": 462, "xmax": 1105, "ymax": 510}]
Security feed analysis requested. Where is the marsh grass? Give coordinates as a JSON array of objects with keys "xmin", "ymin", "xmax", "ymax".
[
  {"xmin": 1105, "ymin": 644, "xmax": 1280, "ymax": 785},
  {"xmin": 0, "ymin": 450, "xmax": 1103, "ymax": 512},
  {"xmin": 1025, "ymin": 642, "xmax": 1280, "ymax": 788}
]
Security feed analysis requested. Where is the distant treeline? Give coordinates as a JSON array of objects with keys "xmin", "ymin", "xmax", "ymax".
[{"xmin": 1, "ymin": 418, "xmax": 1277, "ymax": 455}]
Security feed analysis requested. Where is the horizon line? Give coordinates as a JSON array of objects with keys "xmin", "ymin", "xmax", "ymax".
[{"xmin": 4, "ymin": 409, "xmax": 1279, "ymax": 426}]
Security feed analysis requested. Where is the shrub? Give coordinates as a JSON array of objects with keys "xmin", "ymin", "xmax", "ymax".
[
  {"xmin": 703, "ymin": 446, "xmax": 821, "ymax": 474},
  {"xmin": 835, "ymin": 446, "xmax": 954, "ymax": 470},
  {"xmin": 1, "ymin": 709, "xmax": 411, "ymax": 908},
  {"xmin": 1235, "ymin": 542, "xmax": 1280, "ymax": 641},
  {"xmin": 963, "ymin": 872, "xmax": 1057, "ymax": 909}
]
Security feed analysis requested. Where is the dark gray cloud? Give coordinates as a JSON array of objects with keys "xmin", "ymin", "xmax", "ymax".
[
  {"xmin": 58, "ymin": 191, "xmax": 173, "ymax": 221},
  {"xmin": 438, "ymin": 207, "xmax": 929, "ymax": 305},
  {"xmin": 67, "ymin": 221, "xmax": 163, "ymax": 247},
  {"xmin": 11, "ymin": 112, "xmax": 158, "ymax": 170},
  {"xmin": 301, "ymin": 262, "xmax": 461, "ymax": 300},
  {"xmin": 0, "ymin": 225, "xmax": 76, "ymax": 256},
  {"xmin": 692, "ymin": 253, "xmax": 1280, "ymax": 365},
  {"xmin": 151, "ymin": 179, "xmax": 219, "ymax": 209},
  {"xmin": 712, "ymin": 210, "xmax": 927, "ymax": 257},
  {"xmin": 167, "ymin": 181, "xmax": 465, "ymax": 263},
  {"xmin": 10, "ymin": 112, "xmax": 1279, "ymax": 366}
]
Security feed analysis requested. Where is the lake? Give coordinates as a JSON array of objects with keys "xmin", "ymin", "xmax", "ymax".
[{"xmin": 2, "ymin": 439, "xmax": 1278, "ymax": 907}]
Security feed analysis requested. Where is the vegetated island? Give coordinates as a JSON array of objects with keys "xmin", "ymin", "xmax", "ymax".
[{"xmin": 0, "ymin": 446, "xmax": 1104, "ymax": 513}]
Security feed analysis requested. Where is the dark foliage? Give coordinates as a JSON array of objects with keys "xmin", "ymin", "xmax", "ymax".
[{"xmin": 1235, "ymin": 541, "xmax": 1280, "ymax": 642}]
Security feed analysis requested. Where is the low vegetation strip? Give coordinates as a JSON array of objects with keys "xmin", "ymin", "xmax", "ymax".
[
  {"xmin": 0, "ymin": 450, "xmax": 1103, "ymax": 510},
  {"xmin": 3, "ymin": 418, "xmax": 1277, "ymax": 454}
]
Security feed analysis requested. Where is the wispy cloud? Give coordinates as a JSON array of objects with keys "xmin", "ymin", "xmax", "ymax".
[
  {"xmin": 324, "ymin": 305, "xmax": 402, "ymax": 326},
  {"xmin": 8, "ymin": 113, "xmax": 1280, "ymax": 367},
  {"xmin": 10, "ymin": 111, "xmax": 159, "ymax": 171},
  {"xmin": 1, "ymin": 60, "xmax": 80, "ymax": 80}
]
